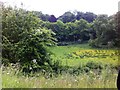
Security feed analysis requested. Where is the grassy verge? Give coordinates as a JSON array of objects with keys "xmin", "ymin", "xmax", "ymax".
[{"xmin": 2, "ymin": 66, "xmax": 118, "ymax": 88}]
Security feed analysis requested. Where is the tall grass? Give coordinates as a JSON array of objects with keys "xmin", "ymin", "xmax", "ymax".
[{"xmin": 2, "ymin": 65, "xmax": 118, "ymax": 88}]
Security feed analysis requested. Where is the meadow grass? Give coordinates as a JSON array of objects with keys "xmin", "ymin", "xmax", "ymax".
[
  {"xmin": 50, "ymin": 44, "xmax": 118, "ymax": 67},
  {"xmin": 2, "ymin": 44, "xmax": 119, "ymax": 88},
  {"xmin": 2, "ymin": 67, "xmax": 118, "ymax": 88}
]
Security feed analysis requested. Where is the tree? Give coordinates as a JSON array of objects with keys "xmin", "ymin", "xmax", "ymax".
[
  {"xmin": 75, "ymin": 19, "xmax": 90, "ymax": 41},
  {"xmin": 75, "ymin": 11, "xmax": 84, "ymax": 20},
  {"xmin": 48, "ymin": 15, "xmax": 57, "ymax": 22},
  {"xmin": 65, "ymin": 22, "xmax": 77, "ymax": 41},
  {"xmin": 32, "ymin": 11, "xmax": 50, "ymax": 21},
  {"xmin": 89, "ymin": 15, "xmax": 116, "ymax": 48},
  {"xmin": 82, "ymin": 12, "xmax": 97, "ymax": 23},
  {"xmin": 58, "ymin": 11, "xmax": 76, "ymax": 23},
  {"xmin": 2, "ymin": 6, "xmax": 56, "ymax": 72},
  {"xmin": 115, "ymin": 11, "xmax": 120, "ymax": 47}
]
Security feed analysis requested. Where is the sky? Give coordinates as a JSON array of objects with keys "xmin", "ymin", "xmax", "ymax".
[
  {"xmin": 1, "ymin": 0, "xmax": 120, "ymax": 17},
  {"xmin": 118, "ymin": 1, "xmax": 120, "ymax": 11}
]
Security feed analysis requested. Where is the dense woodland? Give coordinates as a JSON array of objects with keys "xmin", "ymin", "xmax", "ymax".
[
  {"xmin": 2, "ymin": 5, "xmax": 120, "ymax": 73},
  {"xmin": 32, "ymin": 10, "xmax": 118, "ymax": 48}
]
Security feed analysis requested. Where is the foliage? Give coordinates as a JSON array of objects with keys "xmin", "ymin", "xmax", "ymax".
[
  {"xmin": 41, "ymin": 19, "xmax": 91, "ymax": 43},
  {"xmin": 1, "ymin": 3, "xmax": 119, "ymax": 89},
  {"xmin": 57, "ymin": 11, "xmax": 97, "ymax": 23},
  {"xmin": 58, "ymin": 11, "xmax": 76, "ymax": 23},
  {"xmin": 2, "ymin": 6, "xmax": 56, "ymax": 72},
  {"xmin": 28, "ymin": 10, "xmax": 119, "ymax": 49},
  {"xmin": 48, "ymin": 15, "xmax": 57, "ymax": 22},
  {"xmin": 89, "ymin": 15, "xmax": 117, "ymax": 48},
  {"xmin": 2, "ymin": 3, "xmax": 119, "ymax": 75},
  {"xmin": 115, "ymin": 11, "xmax": 120, "ymax": 47},
  {"xmin": 32, "ymin": 10, "xmax": 118, "ymax": 49},
  {"xmin": 33, "ymin": 10, "xmax": 97, "ymax": 23}
]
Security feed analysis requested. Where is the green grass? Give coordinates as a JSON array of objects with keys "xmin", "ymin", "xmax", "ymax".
[
  {"xmin": 50, "ymin": 44, "xmax": 118, "ymax": 67},
  {"xmin": 2, "ymin": 44, "xmax": 119, "ymax": 88},
  {"xmin": 2, "ymin": 67, "xmax": 118, "ymax": 88}
]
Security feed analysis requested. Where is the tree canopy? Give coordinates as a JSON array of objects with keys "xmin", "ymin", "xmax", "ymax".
[{"xmin": 2, "ymin": 5, "xmax": 56, "ymax": 72}]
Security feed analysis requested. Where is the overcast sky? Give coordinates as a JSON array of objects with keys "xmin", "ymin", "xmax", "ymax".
[{"xmin": 1, "ymin": 0, "xmax": 120, "ymax": 17}]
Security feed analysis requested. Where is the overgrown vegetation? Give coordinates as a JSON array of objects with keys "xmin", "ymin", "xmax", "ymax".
[
  {"xmin": 2, "ymin": 61, "xmax": 118, "ymax": 88},
  {"xmin": 2, "ymin": 5, "xmax": 56, "ymax": 72},
  {"xmin": 1, "ymin": 4, "xmax": 120, "ymax": 88}
]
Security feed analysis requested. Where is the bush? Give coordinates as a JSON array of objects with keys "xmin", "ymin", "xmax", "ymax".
[
  {"xmin": 88, "ymin": 39, "xmax": 97, "ymax": 48},
  {"xmin": 2, "ymin": 6, "xmax": 56, "ymax": 73},
  {"xmin": 86, "ymin": 61, "xmax": 103, "ymax": 70},
  {"xmin": 51, "ymin": 60, "xmax": 62, "ymax": 74}
]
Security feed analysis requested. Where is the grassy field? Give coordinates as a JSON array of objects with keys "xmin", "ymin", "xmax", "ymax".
[
  {"xmin": 2, "ymin": 44, "xmax": 119, "ymax": 88},
  {"xmin": 50, "ymin": 44, "xmax": 118, "ymax": 66}
]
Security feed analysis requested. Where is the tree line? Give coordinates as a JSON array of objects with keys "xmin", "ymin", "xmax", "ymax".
[
  {"xmin": 33, "ymin": 11, "xmax": 97, "ymax": 23},
  {"xmin": 35, "ymin": 12, "xmax": 117, "ymax": 48}
]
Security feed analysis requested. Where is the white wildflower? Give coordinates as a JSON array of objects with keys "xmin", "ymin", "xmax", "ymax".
[
  {"xmin": 33, "ymin": 59, "xmax": 37, "ymax": 63},
  {"xmin": 74, "ymin": 79, "xmax": 77, "ymax": 82},
  {"xmin": 30, "ymin": 67, "xmax": 32, "ymax": 70}
]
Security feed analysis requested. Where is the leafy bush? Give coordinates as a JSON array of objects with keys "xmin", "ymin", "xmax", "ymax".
[
  {"xmin": 86, "ymin": 61, "xmax": 103, "ymax": 70},
  {"xmin": 2, "ymin": 6, "xmax": 56, "ymax": 72},
  {"xmin": 88, "ymin": 39, "xmax": 97, "ymax": 48}
]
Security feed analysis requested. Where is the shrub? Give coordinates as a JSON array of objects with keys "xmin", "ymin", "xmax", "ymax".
[
  {"xmin": 86, "ymin": 61, "xmax": 103, "ymax": 70},
  {"xmin": 2, "ymin": 6, "xmax": 56, "ymax": 73}
]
